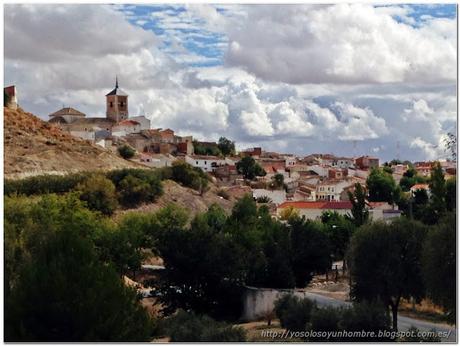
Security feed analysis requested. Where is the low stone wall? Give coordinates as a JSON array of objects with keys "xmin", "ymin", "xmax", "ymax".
[{"xmin": 241, "ymin": 286, "xmax": 310, "ymax": 321}]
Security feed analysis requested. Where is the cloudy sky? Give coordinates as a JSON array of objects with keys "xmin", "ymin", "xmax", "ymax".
[{"xmin": 4, "ymin": 3, "xmax": 457, "ymax": 161}]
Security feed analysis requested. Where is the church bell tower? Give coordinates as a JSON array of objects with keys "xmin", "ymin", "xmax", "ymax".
[{"xmin": 106, "ymin": 76, "xmax": 129, "ymax": 122}]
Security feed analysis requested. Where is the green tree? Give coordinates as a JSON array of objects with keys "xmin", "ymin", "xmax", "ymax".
[
  {"xmin": 217, "ymin": 137, "xmax": 235, "ymax": 156},
  {"xmin": 5, "ymin": 230, "xmax": 152, "ymax": 341},
  {"xmin": 366, "ymin": 168, "xmax": 398, "ymax": 204},
  {"xmin": 289, "ymin": 218, "xmax": 332, "ymax": 287},
  {"xmin": 4, "ymin": 195, "xmax": 153, "ymax": 341},
  {"xmin": 321, "ymin": 211, "xmax": 355, "ymax": 264},
  {"xmin": 347, "ymin": 183, "xmax": 369, "ymax": 226},
  {"xmin": 348, "ymin": 219, "xmax": 427, "ymax": 331},
  {"xmin": 99, "ymin": 213, "xmax": 152, "ymax": 276},
  {"xmin": 271, "ymin": 173, "xmax": 285, "ymax": 190},
  {"xmin": 279, "ymin": 205, "xmax": 300, "ymax": 221},
  {"xmin": 118, "ymin": 175, "xmax": 152, "ymax": 207},
  {"xmin": 422, "ymin": 213, "xmax": 456, "ymax": 323},
  {"xmin": 445, "ymin": 177, "xmax": 456, "ymax": 211},
  {"xmin": 154, "ymin": 206, "xmax": 246, "ymax": 320},
  {"xmin": 76, "ymin": 174, "xmax": 118, "ymax": 215},
  {"xmin": 171, "ymin": 161, "xmax": 209, "ymax": 194},
  {"xmin": 428, "ymin": 162, "xmax": 446, "ymax": 223},
  {"xmin": 236, "ymin": 156, "xmax": 266, "ymax": 180},
  {"xmin": 117, "ymin": 144, "xmax": 136, "ymax": 159},
  {"xmin": 339, "ymin": 301, "xmax": 391, "ymax": 341}
]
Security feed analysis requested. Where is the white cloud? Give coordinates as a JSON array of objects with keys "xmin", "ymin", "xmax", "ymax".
[
  {"xmin": 3, "ymin": 4, "xmax": 457, "ymax": 162},
  {"xmin": 224, "ymin": 4, "xmax": 456, "ymax": 84}
]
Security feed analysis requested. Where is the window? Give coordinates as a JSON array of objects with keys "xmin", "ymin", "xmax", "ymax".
[
  {"xmin": 110, "ymin": 102, "xmax": 113, "ymax": 108},
  {"xmin": 196, "ymin": 161, "xmax": 198, "ymax": 165}
]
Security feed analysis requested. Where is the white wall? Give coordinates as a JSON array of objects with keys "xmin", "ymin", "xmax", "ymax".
[
  {"xmin": 253, "ymin": 189, "xmax": 286, "ymax": 205},
  {"xmin": 185, "ymin": 156, "xmax": 225, "ymax": 172},
  {"xmin": 70, "ymin": 130, "xmax": 95, "ymax": 141},
  {"xmin": 129, "ymin": 116, "xmax": 151, "ymax": 130}
]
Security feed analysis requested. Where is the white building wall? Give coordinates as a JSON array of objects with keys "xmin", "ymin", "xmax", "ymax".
[
  {"xmin": 70, "ymin": 130, "xmax": 95, "ymax": 141},
  {"xmin": 185, "ymin": 155, "xmax": 226, "ymax": 172},
  {"xmin": 129, "ymin": 116, "xmax": 151, "ymax": 130},
  {"xmin": 252, "ymin": 189, "xmax": 286, "ymax": 205}
]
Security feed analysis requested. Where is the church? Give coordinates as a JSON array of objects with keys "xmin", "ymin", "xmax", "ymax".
[{"xmin": 48, "ymin": 78, "xmax": 151, "ymax": 142}]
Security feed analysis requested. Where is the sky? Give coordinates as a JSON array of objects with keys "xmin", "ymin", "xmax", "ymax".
[{"xmin": 4, "ymin": 3, "xmax": 457, "ymax": 161}]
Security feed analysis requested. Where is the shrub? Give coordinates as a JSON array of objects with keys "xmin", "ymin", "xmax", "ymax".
[
  {"xmin": 117, "ymin": 145, "xmax": 136, "ymax": 159},
  {"xmin": 171, "ymin": 161, "xmax": 209, "ymax": 192},
  {"xmin": 106, "ymin": 169, "xmax": 163, "ymax": 207},
  {"xmin": 118, "ymin": 175, "xmax": 153, "ymax": 207},
  {"xmin": 308, "ymin": 306, "xmax": 342, "ymax": 341},
  {"xmin": 256, "ymin": 195, "xmax": 272, "ymax": 203},
  {"xmin": 274, "ymin": 295, "xmax": 315, "ymax": 332},
  {"xmin": 76, "ymin": 174, "xmax": 118, "ymax": 215},
  {"xmin": 339, "ymin": 301, "xmax": 391, "ymax": 341},
  {"xmin": 5, "ymin": 173, "xmax": 88, "ymax": 196},
  {"xmin": 164, "ymin": 310, "xmax": 246, "ymax": 342}
]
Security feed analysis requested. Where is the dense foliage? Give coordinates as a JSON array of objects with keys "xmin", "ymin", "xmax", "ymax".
[
  {"xmin": 236, "ymin": 156, "xmax": 266, "ymax": 180},
  {"xmin": 422, "ymin": 213, "xmax": 456, "ymax": 323},
  {"xmin": 217, "ymin": 137, "xmax": 236, "ymax": 156},
  {"xmin": 274, "ymin": 295, "xmax": 391, "ymax": 341},
  {"xmin": 76, "ymin": 174, "xmax": 118, "ymax": 215},
  {"xmin": 164, "ymin": 310, "xmax": 246, "ymax": 342},
  {"xmin": 348, "ymin": 218, "xmax": 428, "ymax": 330},
  {"xmin": 4, "ymin": 195, "xmax": 154, "ymax": 341},
  {"xmin": 171, "ymin": 161, "xmax": 210, "ymax": 193},
  {"xmin": 117, "ymin": 144, "xmax": 136, "ymax": 159}
]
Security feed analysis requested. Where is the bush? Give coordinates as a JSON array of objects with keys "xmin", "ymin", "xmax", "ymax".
[
  {"xmin": 117, "ymin": 145, "xmax": 135, "ymax": 159},
  {"xmin": 339, "ymin": 301, "xmax": 391, "ymax": 341},
  {"xmin": 106, "ymin": 169, "xmax": 163, "ymax": 207},
  {"xmin": 76, "ymin": 174, "xmax": 118, "ymax": 215},
  {"xmin": 5, "ymin": 173, "xmax": 88, "ymax": 196},
  {"xmin": 171, "ymin": 161, "xmax": 209, "ymax": 192},
  {"xmin": 118, "ymin": 175, "xmax": 152, "ymax": 207},
  {"xmin": 308, "ymin": 307, "xmax": 342, "ymax": 341},
  {"xmin": 256, "ymin": 195, "xmax": 272, "ymax": 203},
  {"xmin": 164, "ymin": 310, "xmax": 246, "ymax": 342},
  {"xmin": 274, "ymin": 295, "xmax": 315, "ymax": 332}
]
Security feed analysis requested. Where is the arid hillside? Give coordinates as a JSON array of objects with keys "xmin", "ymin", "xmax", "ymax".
[
  {"xmin": 116, "ymin": 179, "xmax": 237, "ymax": 219},
  {"xmin": 4, "ymin": 107, "xmax": 139, "ymax": 178}
]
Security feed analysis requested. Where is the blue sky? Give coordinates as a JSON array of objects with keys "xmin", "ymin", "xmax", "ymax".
[
  {"xmin": 4, "ymin": 4, "xmax": 457, "ymax": 161},
  {"xmin": 115, "ymin": 4, "xmax": 456, "ymax": 68}
]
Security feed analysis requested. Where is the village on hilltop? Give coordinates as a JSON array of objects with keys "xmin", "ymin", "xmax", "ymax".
[{"xmin": 4, "ymin": 82, "xmax": 456, "ymax": 222}]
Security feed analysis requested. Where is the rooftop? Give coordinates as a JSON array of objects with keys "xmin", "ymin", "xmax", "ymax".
[{"xmin": 49, "ymin": 107, "xmax": 86, "ymax": 118}]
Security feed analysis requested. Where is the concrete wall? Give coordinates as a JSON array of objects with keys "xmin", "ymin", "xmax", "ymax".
[{"xmin": 242, "ymin": 286, "xmax": 311, "ymax": 321}]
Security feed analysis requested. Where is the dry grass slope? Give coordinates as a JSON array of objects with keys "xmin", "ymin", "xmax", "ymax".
[{"xmin": 4, "ymin": 107, "xmax": 139, "ymax": 178}]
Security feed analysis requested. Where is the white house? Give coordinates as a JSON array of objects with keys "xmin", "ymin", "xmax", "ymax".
[
  {"xmin": 129, "ymin": 115, "xmax": 151, "ymax": 130},
  {"xmin": 112, "ymin": 119, "xmax": 142, "ymax": 137},
  {"xmin": 252, "ymin": 189, "xmax": 287, "ymax": 205},
  {"xmin": 185, "ymin": 155, "xmax": 226, "ymax": 172},
  {"xmin": 135, "ymin": 153, "xmax": 176, "ymax": 168},
  {"xmin": 316, "ymin": 179, "xmax": 353, "ymax": 201}
]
